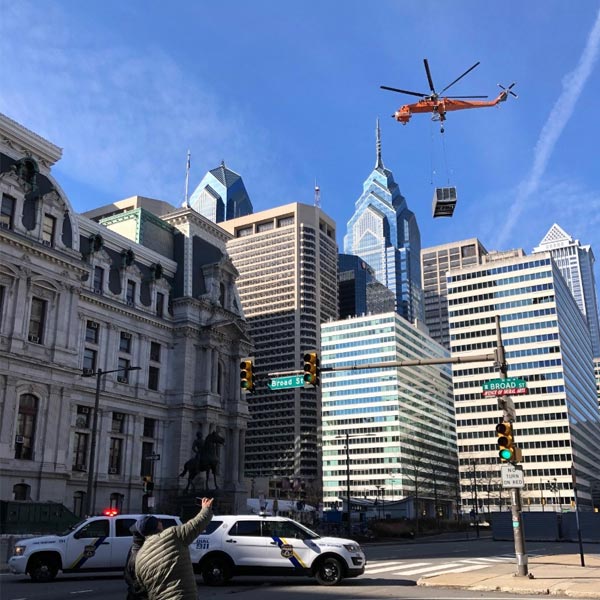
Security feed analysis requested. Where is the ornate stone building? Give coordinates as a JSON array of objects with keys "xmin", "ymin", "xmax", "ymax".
[{"xmin": 0, "ymin": 113, "xmax": 250, "ymax": 516}]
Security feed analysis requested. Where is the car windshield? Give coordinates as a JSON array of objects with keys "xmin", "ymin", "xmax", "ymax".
[{"xmin": 60, "ymin": 519, "xmax": 87, "ymax": 536}]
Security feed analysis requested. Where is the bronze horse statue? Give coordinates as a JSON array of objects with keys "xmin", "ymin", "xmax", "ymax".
[{"xmin": 179, "ymin": 430, "xmax": 225, "ymax": 492}]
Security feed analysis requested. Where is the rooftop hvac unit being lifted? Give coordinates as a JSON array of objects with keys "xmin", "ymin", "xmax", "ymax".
[{"xmin": 432, "ymin": 186, "xmax": 457, "ymax": 218}]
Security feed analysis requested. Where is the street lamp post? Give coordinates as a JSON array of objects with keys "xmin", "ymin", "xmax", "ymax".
[
  {"xmin": 82, "ymin": 365, "xmax": 140, "ymax": 516},
  {"xmin": 345, "ymin": 432, "xmax": 350, "ymax": 537}
]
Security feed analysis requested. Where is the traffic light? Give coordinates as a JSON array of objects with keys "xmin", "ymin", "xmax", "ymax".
[
  {"xmin": 142, "ymin": 476, "xmax": 154, "ymax": 493},
  {"xmin": 240, "ymin": 358, "xmax": 255, "ymax": 393},
  {"xmin": 303, "ymin": 351, "xmax": 320, "ymax": 386},
  {"xmin": 496, "ymin": 421, "xmax": 515, "ymax": 462}
]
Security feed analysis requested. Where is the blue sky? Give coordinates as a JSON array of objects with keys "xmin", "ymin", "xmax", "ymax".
[{"xmin": 1, "ymin": 1, "xmax": 599, "ymax": 273}]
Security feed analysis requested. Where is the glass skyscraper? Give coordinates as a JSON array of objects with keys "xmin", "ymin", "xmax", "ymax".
[
  {"xmin": 533, "ymin": 223, "xmax": 600, "ymax": 358},
  {"xmin": 343, "ymin": 121, "xmax": 423, "ymax": 324},
  {"xmin": 188, "ymin": 161, "xmax": 253, "ymax": 223}
]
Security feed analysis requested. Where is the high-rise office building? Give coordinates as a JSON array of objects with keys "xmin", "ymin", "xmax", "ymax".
[
  {"xmin": 421, "ymin": 239, "xmax": 488, "ymax": 349},
  {"xmin": 344, "ymin": 121, "xmax": 423, "ymax": 323},
  {"xmin": 533, "ymin": 223, "xmax": 600, "ymax": 357},
  {"xmin": 188, "ymin": 161, "xmax": 253, "ymax": 223},
  {"xmin": 338, "ymin": 254, "xmax": 395, "ymax": 319},
  {"xmin": 447, "ymin": 250, "xmax": 600, "ymax": 512},
  {"xmin": 220, "ymin": 204, "xmax": 338, "ymax": 489},
  {"xmin": 321, "ymin": 312, "xmax": 457, "ymax": 516}
]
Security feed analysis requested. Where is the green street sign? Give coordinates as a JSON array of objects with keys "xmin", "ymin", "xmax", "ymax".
[
  {"xmin": 268, "ymin": 375, "xmax": 305, "ymax": 390},
  {"xmin": 482, "ymin": 377, "xmax": 528, "ymax": 397}
]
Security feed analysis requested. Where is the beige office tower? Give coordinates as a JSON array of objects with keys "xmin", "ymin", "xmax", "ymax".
[
  {"xmin": 447, "ymin": 250, "xmax": 600, "ymax": 513},
  {"xmin": 221, "ymin": 203, "xmax": 338, "ymax": 494},
  {"xmin": 421, "ymin": 239, "xmax": 488, "ymax": 349}
]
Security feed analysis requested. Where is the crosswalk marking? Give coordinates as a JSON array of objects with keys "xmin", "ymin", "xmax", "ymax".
[
  {"xmin": 394, "ymin": 563, "xmax": 464, "ymax": 576},
  {"xmin": 420, "ymin": 564, "xmax": 495, "ymax": 577},
  {"xmin": 367, "ymin": 561, "xmax": 429, "ymax": 574}
]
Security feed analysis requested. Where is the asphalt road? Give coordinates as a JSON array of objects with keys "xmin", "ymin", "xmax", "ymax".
[{"xmin": 2, "ymin": 537, "xmax": 596, "ymax": 600}]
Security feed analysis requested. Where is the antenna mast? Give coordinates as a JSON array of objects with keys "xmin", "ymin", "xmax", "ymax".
[
  {"xmin": 184, "ymin": 150, "xmax": 191, "ymax": 207},
  {"xmin": 314, "ymin": 179, "xmax": 321, "ymax": 208}
]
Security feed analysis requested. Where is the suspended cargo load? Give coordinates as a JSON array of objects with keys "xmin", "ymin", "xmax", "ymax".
[{"xmin": 432, "ymin": 186, "xmax": 457, "ymax": 218}]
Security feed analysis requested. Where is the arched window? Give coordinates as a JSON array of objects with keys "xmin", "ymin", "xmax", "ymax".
[
  {"xmin": 13, "ymin": 483, "xmax": 30, "ymax": 501},
  {"xmin": 219, "ymin": 282, "xmax": 226, "ymax": 307},
  {"xmin": 15, "ymin": 394, "xmax": 38, "ymax": 460},
  {"xmin": 73, "ymin": 491, "xmax": 86, "ymax": 517}
]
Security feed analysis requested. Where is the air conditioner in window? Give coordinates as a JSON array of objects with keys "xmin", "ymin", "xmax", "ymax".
[
  {"xmin": 108, "ymin": 467, "xmax": 118, "ymax": 474},
  {"xmin": 126, "ymin": 300, "xmax": 135, "ymax": 307},
  {"xmin": 0, "ymin": 221, "xmax": 9, "ymax": 229},
  {"xmin": 79, "ymin": 406, "xmax": 90, "ymax": 414},
  {"xmin": 93, "ymin": 288, "xmax": 102, "ymax": 294},
  {"xmin": 75, "ymin": 416, "xmax": 88, "ymax": 428},
  {"xmin": 89, "ymin": 321, "xmax": 98, "ymax": 329},
  {"xmin": 117, "ymin": 376, "xmax": 128, "ymax": 383},
  {"xmin": 82, "ymin": 368, "xmax": 94, "ymax": 376},
  {"xmin": 121, "ymin": 332, "xmax": 132, "ymax": 340},
  {"xmin": 75, "ymin": 464, "xmax": 87, "ymax": 472},
  {"xmin": 28, "ymin": 335, "xmax": 40, "ymax": 343},
  {"xmin": 42, "ymin": 240, "xmax": 52, "ymax": 247},
  {"xmin": 15, "ymin": 435, "xmax": 24, "ymax": 444}
]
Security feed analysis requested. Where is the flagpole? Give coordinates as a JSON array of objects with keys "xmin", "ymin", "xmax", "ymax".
[{"xmin": 184, "ymin": 150, "xmax": 191, "ymax": 207}]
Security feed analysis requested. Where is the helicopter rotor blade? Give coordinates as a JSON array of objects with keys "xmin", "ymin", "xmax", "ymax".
[
  {"xmin": 440, "ymin": 61, "xmax": 480, "ymax": 95},
  {"xmin": 499, "ymin": 82, "xmax": 518, "ymax": 98},
  {"xmin": 446, "ymin": 95, "xmax": 489, "ymax": 99},
  {"xmin": 380, "ymin": 86, "xmax": 428, "ymax": 98},
  {"xmin": 423, "ymin": 58, "xmax": 436, "ymax": 94}
]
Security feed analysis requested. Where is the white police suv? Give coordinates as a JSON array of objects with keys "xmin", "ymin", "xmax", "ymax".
[
  {"xmin": 8, "ymin": 510, "xmax": 181, "ymax": 582},
  {"xmin": 190, "ymin": 514, "xmax": 366, "ymax": 586}
]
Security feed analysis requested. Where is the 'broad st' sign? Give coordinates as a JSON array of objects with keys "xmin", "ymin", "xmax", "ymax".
[
  {"xmin": 482, "ymin": 377, "xmax": 528, "ymax": 397},
  {"xmin": 268, "ymin": 375, "xmax": 305, "ymax": 390}
]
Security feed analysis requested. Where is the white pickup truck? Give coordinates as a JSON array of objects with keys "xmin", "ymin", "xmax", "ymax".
[{"xmin": 8, "ymin": 511, "xmax": 181, "ymax": 582}]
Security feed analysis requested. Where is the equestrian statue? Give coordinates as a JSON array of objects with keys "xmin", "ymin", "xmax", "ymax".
[{"xmin": 179, "ymin": 428, "xmax": 225, "ymax": 493}]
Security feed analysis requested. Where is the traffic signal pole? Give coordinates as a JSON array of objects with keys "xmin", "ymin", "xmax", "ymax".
[{"xmin": 495, "ymin": 315, "xmax": 529, "ymax": 578}]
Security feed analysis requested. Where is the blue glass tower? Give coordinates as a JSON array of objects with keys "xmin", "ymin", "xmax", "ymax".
[
  {"xmin": 188, "ymin": 161, "xmax": 253, "ymax": 223},
  {"xmin": 343, "ymin": 121, "xmax": 423, "ymax": 323}
]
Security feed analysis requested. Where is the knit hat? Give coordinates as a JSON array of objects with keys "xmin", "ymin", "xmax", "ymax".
[{"xmin": 135, "ymin": 515, "xmax": 160, "ymax": 537}]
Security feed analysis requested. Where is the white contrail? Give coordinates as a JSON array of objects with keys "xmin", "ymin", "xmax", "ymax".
[{"xmin": 494, "ymin": 8, "xmax": 600, "ymax": 248}]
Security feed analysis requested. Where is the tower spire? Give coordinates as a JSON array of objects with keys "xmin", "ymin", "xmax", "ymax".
[
  {"xmin": 375, "ymin": 117, "xmax": 384, "ymax": 169},
  {"xmin": 184, "ymin": 150, "xmax": 191, "ymax": 207}
]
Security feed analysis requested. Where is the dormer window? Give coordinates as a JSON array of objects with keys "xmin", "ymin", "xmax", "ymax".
[{"xmin": 42, "ymin": 213, "xmax": 56, "ymax": 246}]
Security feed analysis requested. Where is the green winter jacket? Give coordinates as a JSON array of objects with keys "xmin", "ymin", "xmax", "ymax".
[{"xmin": 135, "ymin": 507, "xmax": 213, "ymax": 600}]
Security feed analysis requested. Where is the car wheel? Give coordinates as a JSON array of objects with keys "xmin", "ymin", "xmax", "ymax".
[
  {"xmin": 29, "ymin": 557, "xmax": 58, "ymax": 582},
  {"xmin": 201, "ymin": 556, "xmax": 231, "ymax": 586},
  {"xmin": 314, "ymin": 556, "xmax": 343, "ymax": 586}
]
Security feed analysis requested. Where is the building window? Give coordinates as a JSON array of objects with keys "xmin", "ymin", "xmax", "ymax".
[
  {"xmin": 143, "ymin": 418, "xmax": 156, "ymax": 438},
  {"xmin": 1, "ymin": 194, "xmax": 15, "ymax": 229},
  {"xmin": 93, "ymin": 267, "xmax": 104, "ymax": 294},
  {"xmin": 117, "ymin": 357, "xmax": 130, "ymax": 382},
  {"xmin": 73, "ymin": 432, "xmax": 89, "ymax": 470},
  {"xmin": 83, "ymin": 348, "xmax": 97, "ymax": 373},
  {"xmin": 42, "ymin": 213, "xmax": 56, "ymax": 246},
  {"xmin": 109, "ymin": 438, "xmax": 123, "ymax": 474},
  {"xmin": 0, "ymin": 285, "xmax": 5, "ymax": 326},
  {"xmin": 140, "ymin": 441, "xmax": 154, "ymax": 476},
  {"xmin": 73, "ymin": 491, "xmax": 86, "ymax": 517},
  {"xmin": 150, "ymin": 342, "xmax": 161, "ymax": 362},
  {"xmin": 126, "ymin": 280, "xmax": 136, "ymax": 306},
  {"xmin": 156, "ymin": 292, "xmax": 164, "ymax": 318},
  {"xmin": 111, "ymin": 412, "xmax": 125, "ymax": 434},
  {"xmin": 85, "ymin": 321, "xmax": 99, "ymax": 344},
  {"xmin": 109, "ymin": 492, "xmax": 124, "ymax": 511},
  {"xmin": 119, "ymin": 331, "xmax": 132, "ymax": 353},
  {"xmin": 28, "ymin": 297, "xmax": 46, "ymax": 343},
  {"xmin": 76, "ymin": 405, "xmax": 90, "ymax": 428},
  {"xmin": 148, "ymin": 366, "xmax": 160, "ymax": 391},
  {"xmin": 15, "ymin": 394, "xmax": 37, "ymax": 460},
  {"xmin": 13, "ymin": 483, "xmax": 30, "ymax": 501}
]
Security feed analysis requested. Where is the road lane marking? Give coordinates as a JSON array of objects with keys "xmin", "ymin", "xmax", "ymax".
[
  {"xmin": 366, "ymin": 561, "xmax": 430, "ymax": 574},
  {"xmin": 393, "ymin": 562, "xmax": 464, "ymax": 575},
  {"xmin": 70, "ymin": 591, "xmax": 93, "ymax": 594}
]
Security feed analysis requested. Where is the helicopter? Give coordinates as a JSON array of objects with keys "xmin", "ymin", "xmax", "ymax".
[{"xmin": 381, "ymin": 59, "xmax": 517, "ymax": 133}]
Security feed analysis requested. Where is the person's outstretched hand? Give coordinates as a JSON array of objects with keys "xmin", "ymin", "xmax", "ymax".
[{"xmin": 200, "ymin": 497, "xmax": 214, "ymax": 509}]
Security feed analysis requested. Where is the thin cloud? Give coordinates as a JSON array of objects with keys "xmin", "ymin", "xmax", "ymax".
[{"xmin": 493, "ymin": 8, "xmax": 600, "ymax": 249}]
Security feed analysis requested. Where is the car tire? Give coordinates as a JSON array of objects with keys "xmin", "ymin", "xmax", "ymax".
[
  {"xmin": 29, "ymin": 556, "xmax": 58, "ymax": 582},
  {"xmin": 201, "ymin": 555, "xmax": 232, "ymax": 586},
  {"xmin": 314, "ymin": 556, "xmax": 343, "ymax": 586}
]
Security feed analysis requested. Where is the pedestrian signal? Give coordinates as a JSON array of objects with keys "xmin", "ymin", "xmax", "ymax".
[
  {"xmin": 303, "ymin": 351, "xmax": 320, "ymax": 386},
  {"xmin": 240, "ymin": 358, "xmax": 255, "ymax": 393},
  {"xmin": 496, "ymin": 421, "xmax": 515, "ymax": 462}
]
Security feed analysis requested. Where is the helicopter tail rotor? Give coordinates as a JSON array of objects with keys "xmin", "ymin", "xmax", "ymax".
[{"xmin": 498, "ymin": 82, "xmax": 518, "ymax": 99}]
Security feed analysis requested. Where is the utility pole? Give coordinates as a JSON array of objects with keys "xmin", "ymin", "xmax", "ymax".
[{"xmin": 495, "ymin": 315, "xmax": 529, "ymax": 577}]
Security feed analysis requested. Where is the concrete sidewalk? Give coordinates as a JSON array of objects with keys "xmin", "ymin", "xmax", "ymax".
[{"xmin": 418, "ymin": 553, "xmax": 600, "ymax": 598}]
